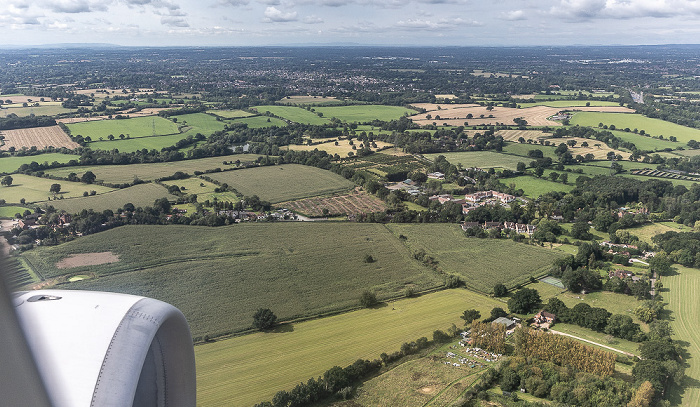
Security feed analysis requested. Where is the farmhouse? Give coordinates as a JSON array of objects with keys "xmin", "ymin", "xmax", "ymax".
[
  {"xmin": 427, "ymin": 172, "xmax": 445, "ymax": 180},
  {"xmin": 533, "ymin": 310, "xmax": 556, "ymax": 328},
  {"xmin": 492, "ymin": 317, "xmax": 516, "ymax": 330},
  {"xmin": 464, "ymin": 190, "xmax": 516, "ymax": 204}
]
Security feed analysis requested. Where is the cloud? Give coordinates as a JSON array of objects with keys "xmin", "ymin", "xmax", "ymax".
[
  {"xmin": 552, "ymin": 0, "xmax": 700, "ymax": 20},
  {"xmin": 161, "ymin": 15, "xmax": 189, "ymax": 26},
  {"xmin": 302, "ymin": 15, "xmax": 323, "ymax": 23},
  {"xmin": 263, "ymin": 6, "xmax": 297, "ymax": 22},
  {"xmin": 257, "ymin": 0, "xmax": 280, "ymax": 4},
  {"xmin": 45, "ymin": 0, "xmax": 108, "ymax": 13},
  {"xmin": 394, "ymin": 17, "xmax": 476, "ymax": 30},
  {"xmin": 502, "ymin": 10, "xmax": 526, "ymax": 21},
  {"xmin": 217, "ymin": 0, "xmax": 250, "ymax": 5}
]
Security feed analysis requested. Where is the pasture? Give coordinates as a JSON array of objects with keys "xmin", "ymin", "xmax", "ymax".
[
  {"xmin": 0, "ymin": 153, "xmax": 77, "ymax": 174},
  {"xmin": 313, "ymin": 105, "xmax": 417, "ymax": 123},
  {"xmin": 1, "ymin": 104, "xmax": 71, "ymax": 117},
  {"xmin": 206, "ymin": 164, "xmax": 355, "ymax": 203},
  {"xmin": 278, "ymin": 95, "xmax": 345, "ymax": 105},
  {"xmin": 0, "ymin": 126, "xmax": 80, "ymax": 151},
  {"xmin": 195, "ymin": 289, "xmax": 505, "ymax": 406},
  {"xmin": 501, "ymin": 175, "xmax": 574, "ymax": 197},
  {"xmin": 252, "ymin": 105, "xmax": 330, "ymax": 125},
  {"xmin": 426, "ymin": 151, "xmax": 527, "ymax": 170},
  {"xmin": 287, "ymin": 139, "xmax": 393, "ymax": 156},
  {"xmin": 85, "ymin": 133, "xmax": 193, "ymax": 152},
  {"xmin": 42, "ymin": 183, "xmax": 172, "ymax": 213},
  {"xmin": 66, "ymin": 116, "xmax": 179, "ymax": 140},
  {"xmin": 170, "ymin": 113, "xmax": 227, "ymax": 135},
  {"xmin": 162, "ymin": 178, "xmax": 239, "ymax": 204},
  {"xmin": 230, "ymin": 115, "xmax": 287, "ymax": 128},
  {"xmin": 44, "ymin": 155, "xmax": 261, "ymax": 184},
  {"xmin": 1, "ymin": 174, "xmax": 114, "ymax": 204},
  {"xmin": 26, "ymin": 223, "xmax": 442, "ymax": 338},
  {"xmin": 570, "ymin": 112, "xmax": 700, "ymax": 143},
  {"xmin": 206, "ymin": 109, "xmax": 255, "ymax": 119},
  {"xmin": 626, "ymin": 222, "xmax": 691, "ymax": 244},
  {"xmin": 610, "ymin": 130, "xmax": 679, "ymax": 151},
  {"xmin": 385, "ymin": 223, "xmax": 564, "ymax": 293},
  {"xmin": 664, "ymin": 265, "xmax": 700, "ymax": 406}
]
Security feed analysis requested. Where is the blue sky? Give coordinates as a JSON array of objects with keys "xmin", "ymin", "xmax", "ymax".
[{"xmin": 1, "ymin": 0, "xmax": 700, "ymax": 46}]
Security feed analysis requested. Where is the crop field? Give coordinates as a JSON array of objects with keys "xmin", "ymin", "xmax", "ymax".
[
  {"xmin": 170, "ymin": 113, "xmax": 227, "ymax": 135},
  {"xmin": 501, "ymin": 175, "xmax": 574, "ymax": 197},
  {"xmin": 385, "ymin": 223, "xmax": 564, "ymax": 293},
  {"xmin": 0, "ymin": 126, "xmax": 80, "ymax": 151},
  {"xmin": 502, "ymin": 142, "xmax": 558, "ymax": 159},
  {"xmin": 278, "ymin": 95, "xmax": 345, "ymax": 105},
  {"xmin": 42, "ymin": 183, "xmax": 172, "ymax": 213},
  {"xmin": 0, "ymin": 153, "xmax": 77, "ymax": 174},
  {"xmin": 206, "ymin": 164, "xmax": 355, "ymax": 203},
  {"xmin": 229, "ymin": 115, "xmax": 287, "ymax": 128},
  {"xmin": 85, "ymin": 132, "xmax": 195, "ymax": 152},
  {"xmin": 2, "ymin": 104, "xmax": 71, "ymax": 117},
  {"xmin": 517, "ymin": 100, "xmax": 622, "ymax": 108},
  {"xmin": 26, "ymin": 223, "xmax": 443, "ymax": 338},
  {"xmin": 495, "ymin": 129, "xmax": 546, "ymax": 142},
  {"xmin": 426, "ymin": 151, "xmax": 527, "ymax": 170},
  {"xmin": 66, "ymin": 116, "xmax": 179, "ymax": 140},
  {"xmin": 1, "ymin": 174, "xmax": 114, "ymax": 204},
  {"xmin": 206, "ymin": 109, "xmax": 255, "ymax": 119},
  {"xmin": 252, "ymin": 105, "xmax": 330, "ymax": 125},
  {"xmin": 280, "ymin": 189, "xmax": 385, "ymax": 216},
  {"xmin": 570, "ymin": 112, "xmax": 700, "ymax": 143},
  {"xmin": 351, "ymin": 356, "xmax": 484, "ymax": 407},
  {"xmin": 546, "ymin": 137, "xmax": 631, "ymax": 160},
  {"xmin": 44, "ymin": 155, "xmax": 261, "ymax": 184},
  {"xmin": 162, "ymin": 177, "xmax": 239, "ymax": 204},
  {"xmin": 287, "ymin": 138, "xmax": 393, "ymax": 156},
  {"xmin": 0, "ymin": 206, "xmax": 31, "ymax": 218},
  {"xmin": 664, "ymin": 265, "xmax": 700, "ymax": 406},
  {"xmin": 195, "ymin": 289, "xmax": 505, "ymax": 406},
  {"xmin": 314, "ymin": 105, "xmax": 418, "ymax": 123}
]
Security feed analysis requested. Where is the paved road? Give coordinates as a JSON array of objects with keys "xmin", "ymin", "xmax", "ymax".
[{"xmin": 550, "ymin": 329, "xmax": 636, "ymax": 357}]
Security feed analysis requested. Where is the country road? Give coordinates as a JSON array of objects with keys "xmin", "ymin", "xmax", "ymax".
[{"xmin": 550, "ymin": 329, "xmax": 636, "ymax": 357}]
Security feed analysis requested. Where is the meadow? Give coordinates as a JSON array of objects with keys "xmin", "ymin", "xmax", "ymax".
[
  {"xmin": 206, "ymin": 164, "xmax": 355, "ymax": 203},
  {"xmin": 162, "ymin": 178, "xmax": 239, "ymax": 204},
  {"xmin": 42, "ymin": 183, "xmax": 173, "ymax": 213},
  {"xmin": 0, "ymin": 206, "xmax": 31, "ymax": 218},
  {"xmin": 570, "ymin": 112, "xmax": 700, "ymax": 144},
  {"xmin": 85, "ymin": 133, "xmax": 194, "ymax": 152},
  {"xmin": 664, "ymin": 265, "xmax": 700, "ymax": 406},
  {"xmin": 0, "ymin": 153, "xmax": 77, "ymax": 174},
  {"xmin": 206, "ymin": 109, "xmax": 255, "ymax": 119},
  {"xmin": 501, "ymin": 142, "xmax": 559, "ymax": 159},
  {"xmin": 66, "ymin": 116, "xmax": 179, "ymax": 139},
  {"xmin": 610, "ymin": 129, "xmax": 680, "ymax": 151},
  {"xmin": 385, "ymin": 223, "xmax": 564, "ymax": 293},
  {"xmin": 426, "ymin": 151, "xmax": 528, "ymax": 170},
  {"xmin": 2, "ymin": 104, "xmax": 71, "ymax": 117},
  {"xmin": 626, "ymin": 222, "xmax": 691, "ymax": 244},
  {"xmin": 26, "ymin": 223, "xmax": 443, "ymax": 338},
  {"xmin": 278, "ymin": 95, "xmax": 346, "ymax": 105},
  {"xmin": 44, "ymin": 155, "xmax": 261, "ymax": 184},
  {"xmin": 1, "ymin": 174, "xmax": 114, "ymax": 204},
  {"xmin": 314, "ymin": 105, "xmax": 417, "ymax": 123},
  {"xmin": 230, "ymin": 115, "xmax": 287, "ymax": 128},
  {"xmin": 170, "ymin": 113, "xmax": 227, "ymax": 135},
  {"xmin": 252, "ymin": 105, "xmax": 330, "ymax": 125},
  {"xmin": 195, "ymin": 289, "xmax": 505, "ymax": 406},
  {"xmin": 501, "ymin": 175, "xmax": 574, "ymax": 197}
]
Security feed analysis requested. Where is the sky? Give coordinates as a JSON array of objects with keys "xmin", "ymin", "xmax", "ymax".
[{"xmin": 1, "ymin": 0, "xmax": 700, "ymax": 47}]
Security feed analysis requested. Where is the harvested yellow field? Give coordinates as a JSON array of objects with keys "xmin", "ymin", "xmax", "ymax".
[
  {"xmin": 495, "ymin": 129, "xmax": 546, "ymax": 142},
  {"xmin": 56, "ymin": 108, "xmax": 170, "ymax": 124},
  {"xmin": 0, "ymin": 126, "xmax": 80, "ymax": 150},
  {"xmin": 410, "ymin": 103, "xmax": 479, "ymax": 112},
  {"xmin": 547, "ymin": 137, "xmax": 630, "ymax": 160},
  {"xmin": 287, "ymin": 139, "xmax": 393, "ymax": 156},
  {"xmin": 435, "ymin": 94, "xmax": 458, "ymax": 99},
  {"xmin": 572, "ymin": 106, "xmax": 636, "ymax": 113},
  {"xmin": 411, "ymin": 105, "xmax": 563, "ymax": 127}
]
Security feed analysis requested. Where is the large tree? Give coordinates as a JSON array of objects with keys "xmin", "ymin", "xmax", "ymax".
[
  {"xmin": 1, "ymin": 175, "xmax": 12, "ymax": 187},
  {"xmin": 81, "ymin": 171, "xmax": 96, "ymax": 184},
  {"xmin": 461, "ymin": 309, "xmax": 481, "ymax": 326},
  {"xmin": 49, "ymin": 183, "xmax": 61, "ymax": 194},
  {"xmin": 507, "ymin": 288, "xmax": 541, "ymax": 314},
  {"xmin": 252, "ymin": 308, "xmax": 277, "ymax": 330}
]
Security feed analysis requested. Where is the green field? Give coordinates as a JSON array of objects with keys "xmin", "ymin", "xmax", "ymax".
[
  {"xmin": 195, "ymin": 289, "xmax": 505, "ymax": 406},
  {"xmin": 426, "ymin": 151, "xmax": 527, "ymax": 170},
  {"xmin": 44, "ymin": 155, "xmax": 261, "ymax": 184},
  {"xmin": 664, "ymin": 265, "xmax": 700, "ymax": 406},
  {"xmin": 26, "ymin": 223, "xmax": 443, "ymax": 338},
  {"xmin": 206, "ymin": 164, "xmax": 355, "ymax": 203},
  {"xmin": 314, "ymin": 105, "xmax": 417, "ymax": 123},
  {"xmin": 0, "ymin": 206, "xmax": 31, "ymax": 218},
  {"xmin": 206, "ymin": 109, "xmax": 255, "ymax": 119},
  {"xmin": 66, "ymin": 116, "xmax": 180, "ymax": 140},
  {"xmin": 570, "ymin": 112, "xmax": 700, "ymax": 144},
  {"xmin": 385, "ymin": 223, "xmax": 564, "ymax": 293},
  {"xmin": 162, "ymin": 177, "xmax": 239, "ymax": 203},
  {"xmin": 0, "ymin": 153, "xmax": 78, "ymax": 174},
  {"xmin": 2, "ymin": 104, "xmax": 71, "ymax": 117},
  {"xmin": 252, "ymin": 105, "xmax": 330, "ymax": 125},
  {"xmin": 170, "ymin": 113, "xmax": 227, "ymax": 135},
  {"xmin": 85, "ymin": 133, "xmax": 194, "ymax": 152},
  {"xmin": 41, "ymin": 183, "xmax": 172, "ymax": 213},
  {"xmin": 502, "ymin": 142, "xmax": 559, "ymax": 159},
  {"xmin": 230, "ymin": 115, "xmax": 287, "ymax": 128},
  {"xmin": 518, "ymin": 100, "xmax": 621, "ymax": 108},
  {"xmin": 1, "ymin": 174, "xmax": 114, "ymax": 204},
  {"xmin": 610, "ymin": 130, "xmax": 679, "ymax": 151},
  {"xmin": 502, "ymin": 175, "xmax": 574, "ymax": 197},
  {"xmin": 627, "ymin": 222, "xmax": 691, "ymax": 244}
]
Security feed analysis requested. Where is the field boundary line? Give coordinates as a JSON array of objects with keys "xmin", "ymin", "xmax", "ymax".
[{"xmin": 550, "ymin": 329, "xmax": 636, "ymax": 357}]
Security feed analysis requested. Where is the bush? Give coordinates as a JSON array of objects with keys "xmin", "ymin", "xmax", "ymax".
[{"xmin": 359, "ymin": 290, "xmax": 378, "ymax": 308}]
